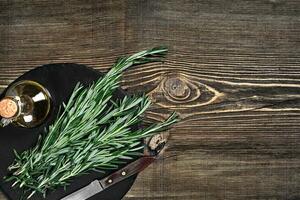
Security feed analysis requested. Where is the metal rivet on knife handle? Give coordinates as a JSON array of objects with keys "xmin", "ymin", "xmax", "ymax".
[
  {"xmin": 121, "ymin": 171, "xmax": 127, "ymax": 176},
  {"xmin": 107, "ymin": 179, "xmax": 113, "ymax": 184}
]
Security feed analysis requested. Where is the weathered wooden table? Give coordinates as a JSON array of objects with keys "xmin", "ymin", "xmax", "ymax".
[{"xmin": 0, "ymin": 1, "xmax": 299, "ymax": 199}]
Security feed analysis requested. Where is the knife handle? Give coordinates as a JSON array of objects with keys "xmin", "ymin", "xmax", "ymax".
[{"xmin": 100, "ymin": 156, "xmax": 156, "ymax": 188}]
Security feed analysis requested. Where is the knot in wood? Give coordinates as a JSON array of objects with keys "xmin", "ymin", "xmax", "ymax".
[
  {"xmin": 164, "ymin": 77, "xmax": 191, "ymax": 101},
  {"xmin": 150, "ymin": 73, "xmax": 222, "ymax": 112}
]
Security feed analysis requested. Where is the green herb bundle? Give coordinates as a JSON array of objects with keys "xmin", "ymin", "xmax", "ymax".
[{"xmin": 6, "ymin": 47, "xmax": 179, "ymax": 199}]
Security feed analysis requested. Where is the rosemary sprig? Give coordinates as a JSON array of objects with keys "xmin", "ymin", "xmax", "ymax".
[{"xmin": 5, "ymin": 47, "xmax": 179, "ymax": 199}]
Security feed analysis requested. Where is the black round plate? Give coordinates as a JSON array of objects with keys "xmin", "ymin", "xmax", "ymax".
[{"xmin": 0, "ymin": 64, "xmax": 137, "ymax": 200}]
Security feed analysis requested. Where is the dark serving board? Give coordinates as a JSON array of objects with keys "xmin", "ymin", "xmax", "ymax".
[{"xmin": 0, "ymin": 64, "xmax": 137, "ymax": 200}]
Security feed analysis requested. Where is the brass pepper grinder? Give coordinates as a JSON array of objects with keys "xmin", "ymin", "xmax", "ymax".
[{"xmin": 0, "ymin": 80, "xmax": 52, "ymax": 128}]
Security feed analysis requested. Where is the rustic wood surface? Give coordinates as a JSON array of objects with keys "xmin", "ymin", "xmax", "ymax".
[{"xmin": 1, "ymin": 0, "xmax": 300, "ymax": 199}]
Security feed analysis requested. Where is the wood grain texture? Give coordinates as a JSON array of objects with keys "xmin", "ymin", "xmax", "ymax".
[{"xmin": 0, "ymin": 0, "xmax": 300, "ymax": 199}]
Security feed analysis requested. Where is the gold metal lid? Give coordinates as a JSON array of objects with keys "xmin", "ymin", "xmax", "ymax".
[{"xmin": 0, "ymin": 98, "xmax": 18, "ymax": 119}]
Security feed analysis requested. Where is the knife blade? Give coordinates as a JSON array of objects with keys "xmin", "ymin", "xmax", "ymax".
[
  {"xmin": 60, "ymin": 180, "xmax": 104, "ymax": 200},
  {"xmin": 61, "ymin": 156, "xmax": 156, "ymax": 200}
]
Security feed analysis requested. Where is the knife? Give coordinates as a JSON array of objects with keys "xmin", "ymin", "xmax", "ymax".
[
  {"xmin": 61, "ymin": 156, "xmax": 156, "ymax": 200},
  {"xmin": 61, "ymin": 134, "xmax": 167, "ymax": 200}
]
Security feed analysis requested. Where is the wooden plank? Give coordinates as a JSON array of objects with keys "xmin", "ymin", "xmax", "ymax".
[
  {"xmin": 121, "ymin": 1, "xmax": 300, "ymax": 199},
  {"xmin": 1, "ymin": 0, "xmax": 300, "ymax": 200},
  {"xmin": 122, "ymin": 1, "xmax": 300, "ymax": 199}
]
